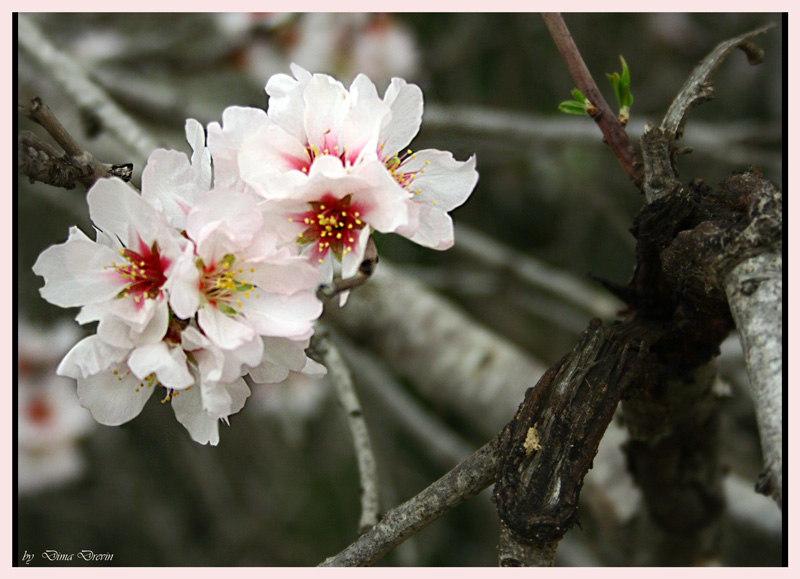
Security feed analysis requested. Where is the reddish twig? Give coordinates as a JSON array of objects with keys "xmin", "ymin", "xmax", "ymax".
[{"xmin": 542, "ymin": 13, "xmax": 644, "ymax": 189}]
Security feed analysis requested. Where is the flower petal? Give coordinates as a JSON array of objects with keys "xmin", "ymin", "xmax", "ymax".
[
  {"xmin": 207, "ymin": 106, "xmax": 271, "ymax": 189},
  {"xmin": 127, "ymin": 342, "xmax": 195, "ymax": 389},
  {"xmin": 380, "ymin": 78, "xmax": 424, "ymax": 157},
  {"xmin": 57, "ymin": 335, "xmax": 131, "ymax": 379},
  {"xmin": 402, "ymin": 150, "xmax": 478, "ymax": 211},
  {"xmin": 198, "ymin": 306, "xmax": 257, "ymax": 350},
  {"xmin": 33, "ymin": 227, "xmax": 127, "ymax": 308},
  {"xmin": 170, "ymin": 385, "xmax": 220, "ymax": 445},
  {"xmin": 76, "ymin": 365, "xmax": 154, "ymax": 426}
]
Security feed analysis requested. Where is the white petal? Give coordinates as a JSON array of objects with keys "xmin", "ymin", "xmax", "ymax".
[
  {"xmin": 57, "ymin": 335, "xmax": 130, "ymax": 379},
  {"xmin": 76, "ymin": 365, "xmax": 154, "ymax": 426},
  {"xmin": 381, "ymin": 79, "xmax": 424, "ymax": 157},
  {"xmin": 241, "ymin": 292, "xmax": 322, "ymax": 340},
  {"xmin": 207, "ymin": 106, "xmax": 270, "ymax": 188},
  {"xmin": 266, "ymin": 67, "xmax": 310, "ymax": 142},
  {"xmin": 248, "ymin": 336, "xmax": 310, "ymax": 383},
  {"xmin": 128, "ymin": 342, "xmax": 194, "ymax": 389},
  {"xmin": 141, "ymin": 149, "xmax": 203, "ymax": 230},
  {"xmin": 87, "ymin": 177, "xmax": 160, "ymax": 246},
  {"xmin": 402, "ymin": 150, "xmax": 478, "ymax": 211},
  {"xmin": 401, "ymin": 204, "xmax": 455, "ymax": 250},
  {"xmin": 201, "ymin": 377, "xmax": 250, "ymax": 420},
  {"xmin": 170, "ymin": 385, "xmax": 220, "ymax": 445},
  {"xmin": 303, "ymin": 74, "xmax": 350, "ymax": 151},
  {"xmin": 165, "ymin": 242, "xmax": 202, "ymax": 320},
  {"xmin": 33, "ymin": 227, "xmax": 127, "ymax": 308},
  {"xmin": 301, "ymin": 357, "xmax": 328, "ymax": 377},
  {"xmin": 350, "ymin": 73, "xmax": 379, "ymax": 103},
  {"xmin": 341, "ymin": 227, "xmax": 371, "ymax": 280},
  {"xmin": 238, "ymin": 123, "xmax": 310, "ymax": 199},
  {"xmin": 99, "ymin": 297, "xmax": 169, "ymax": 348},
  {"xmin": 186, "ymin": 117, "xmax": 213, "ymax": 189},
  {"xmin": 198, "ymin": 307, "xmax": 257, "ymax": 350}
]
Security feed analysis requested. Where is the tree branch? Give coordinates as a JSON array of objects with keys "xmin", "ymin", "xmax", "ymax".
[
  {"xmin": 18, "ymin": 98, "xmax": 133, "ymax": 190},
  {"xmin": 318, "ymin": 438, "xmax": 500, "ymax": 566},
  {"xmin": 321, "ymin": 262, "xmax": 548, "ymax": 438},
  {"xmin": 641, "ymin": 24, "xmax": 776, "ymax": 203},
  {"xmin": 308, "ymin": 332, "xmax": 380, "ymax": 533}
]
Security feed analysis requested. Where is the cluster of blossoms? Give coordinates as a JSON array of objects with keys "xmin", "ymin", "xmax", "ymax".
[{"xmin": 33, "ymin": 65, "xmax": 478, "ymax": 445}]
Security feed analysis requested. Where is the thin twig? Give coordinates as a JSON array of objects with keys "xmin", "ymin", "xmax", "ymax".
[
  {"xmin": 309, "ymin": 333, "xmax": 380, "ymax": 534},
  {"xmin": 333, "ymin": 334, "xmax": 475, "ymax": 468},
  {"xmin": 319, "ymin": 438, "xmax": 500, "ymax": 566},
  {"xmin": 541, "ymin": 13, "xmax": 644, "ymax": 188}
]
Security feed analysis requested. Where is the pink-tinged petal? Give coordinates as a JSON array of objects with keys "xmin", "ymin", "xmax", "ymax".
[
  {"xmin": 76, "ymin": 365, "xmax": 154, "ymax": 426},
  {"xmin": 401, "ymin": 150, "xmax": 478, "ymax": 211},
  {"xmin": 33, "ymin": 227, "xmax": 127, "ymax": 308},
  {"xmin": 207, "ymin": 106, "xmax": 270, "ymax": 189},
  {"xmin": 303, "ymin": 74, "xmax": 350, "ymax": 152},
  {"xmin": 348, "ymin": 161, "xmax": 411, "ymax": 232},
  {"xmin": 248, "ymin": 336, "xmax": 310, "ymax": 384},
  {"xmin": 238, "ymin": 123, "xmax": 311, "ymax": 198},
  {"xmin": 170, "ymin": 385, "xmax": 219, "ymax": 445},
  {"xmin": 201, "ymin": 378, "xmax": 250, "ymax": 420},
  {"xmin": 380, "ymin": 79, "xmax": 424, "ymax": 158},
  {"xmin": 57, "ymin": 335, "xmax": 130, "ymax": 379},
  {"xmin": 188, "ymin": 188, "xmax": 263, "ymax": 256},
  {"xmin": 241, "ymin": 292, "xmax": 321, "ymax": 340},
  {"xmin": 127, "ymin": 342, "xmax": 194, "ymax": 389},
  {"xmin": 339, "ymin": 97, "xmax": 390, "ymax": 166},
  {"xmin": 198, "ymin": 306, "xmax": 257, "ymax": 350},
  {"xmin": 87, "ymin": 177, "xmax": 160, "ymax": 246}
]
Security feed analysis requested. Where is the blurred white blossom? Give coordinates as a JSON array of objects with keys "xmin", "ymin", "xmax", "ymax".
[{"xmin": 18, "ymin": 320, "xmax": 94, "ymax": 495}]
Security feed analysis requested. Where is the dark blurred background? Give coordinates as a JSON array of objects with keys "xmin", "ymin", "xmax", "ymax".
[{"xmin": 16, "ymin": 13, "xmax": 782, "ymax": 566}]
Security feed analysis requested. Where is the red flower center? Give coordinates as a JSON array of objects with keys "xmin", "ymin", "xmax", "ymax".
[
  {"xmin": 109, "ymin": 237, "xmax": 170, "ymax": 303},
  {"xmin": 291, "ymin": 193, "xmax": 367, "ymax": 262}
]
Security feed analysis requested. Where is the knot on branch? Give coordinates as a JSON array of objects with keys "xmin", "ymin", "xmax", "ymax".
[{"xmin": 659, "ymin": 169, "xmax": 781, "ymax": 311}]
